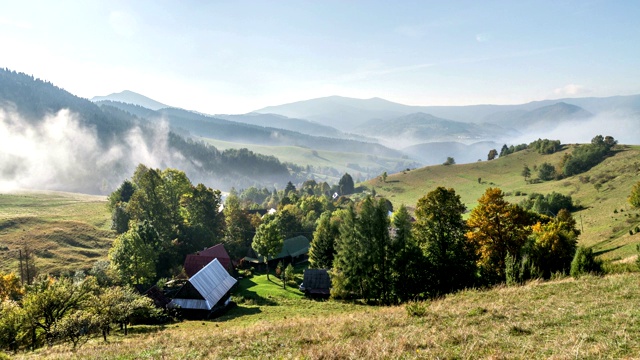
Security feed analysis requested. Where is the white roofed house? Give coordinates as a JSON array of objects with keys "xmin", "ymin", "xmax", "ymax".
[{"xmin": 168, "ymin": 258, "xmax": 237, "ymax": 319}]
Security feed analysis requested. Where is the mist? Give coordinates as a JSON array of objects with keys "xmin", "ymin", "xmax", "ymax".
[
  {"xmin": 507, "ymin": 111, "xmax": 640, "ymax": 146},
  {"xmin": 0, "ymin": 107, "xmax": 193, "ymax": 194}
]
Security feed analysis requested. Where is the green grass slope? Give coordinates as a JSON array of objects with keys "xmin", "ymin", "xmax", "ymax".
[
  {"xmin": 203, "ymin": 138, "xmax": 416, "ymax": 182},
  {"xmin": 16, "ymin": 272, "xmax": 640, "ymax": 359},
  {"xmin": 0, "ymin": 190, "xmax": 113, "ymax": 276},
  {"xmin": 368, "ymin": 145, "xmax": 640, "ymax": 261}
]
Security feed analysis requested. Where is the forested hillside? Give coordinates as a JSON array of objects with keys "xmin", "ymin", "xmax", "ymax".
[{"xmin": 0, "ymin": 68, "xmax": 295, "ymax": 193}]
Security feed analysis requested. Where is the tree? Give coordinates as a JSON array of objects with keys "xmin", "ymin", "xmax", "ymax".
[
  {"xmin": 223, "ymin": 190, "xmax": 255, "ymax": 260},
  {"xmin": 0, "ymin": 272, "xmax": 23, "ymax": 301},
  {"xmin": 521, "ymin": 164, "xmax": 531, "ymax": 183},
  {"xmin": 466, "ymin": 188, "xmax": 535, "ymax": 284},
  {"xmin": 108, "ymin": 222, "xmax": 158, "ymax": 286},
  {"xmin": 488, "ymin": 149, "xmax": 498, "ymax": 160},
  {"xmin": 570, "ymin": 246, "xmax": 602, "ymax": 278},
  {"xmin": 414, "ymin": 187, "xmax": 476, "ymax": 296},
  {"xmin": 357, "ymin": 197, "xmax": 392, "ymax": 304},
  {"xmin": 381, "ymin": 172, "xmax": 388, "ymax": 183},
  {"xmin": 309, "ymin": 211, "xmax": 338, "ymax": 269},
  {"xmin": 331, "ymin": 205, "xmax": 363, "ymax": 299},
  {"xmin": 252, "ymin": 221, "xmax": 284, "ymax": 281},
  {"xmin": 107, "ymin": 179, "xmax": 135, "ymax": 211},
  {"xmin": 629, "ymin": 181, "xmax": 640, "ymax": 208},
  {"xmin": 338, "ymin": 173, "xmax": 355, "ymax": 195},
  {"xmin": 52, "ymin": 310, "xmax": 98, "ymax": 349},
  {"xmin": 390, "ymin": 205, "xmax": 426, "ymax": 303},
  {"xmin": 284, "ymin": 181, "xmax": 297, "ymax": 196},
  {"xmin": 180, "ymin": 183, "xmax": 223, "ymax": 256},
  {"xmin": 528, "ymin": 210, "xmax": 579, "ymax": 278},
  {"xmin": 22, "ymin": 276, "xmax": 96, "ymax": 348},
  {"xmin": 0, "ymin": 300, "xmax": 24, "ymax": 352},
  {"xmin": 499, "ymin": 144, "xmax": 509, "ymax": 157},
  {"xmin": 538, "ymin": 162, "xmax": 556, "ymax": 181},
  {"xmin": 443, "ymin": 157, "xmax": 456, "ymax": 165}
]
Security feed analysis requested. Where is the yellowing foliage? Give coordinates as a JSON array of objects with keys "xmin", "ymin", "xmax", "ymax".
[{"xmin": 0, "ymin": 272, "xmax": 23, "ymax": 301}]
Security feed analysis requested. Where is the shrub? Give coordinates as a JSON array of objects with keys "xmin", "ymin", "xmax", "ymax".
[
  {"xmin": 570, "ymin": 247, "xmax": 602, "ymax": 278},
  {"xmin": 405, "ymin": 301, "xmax": 429, "ymax": 317}
]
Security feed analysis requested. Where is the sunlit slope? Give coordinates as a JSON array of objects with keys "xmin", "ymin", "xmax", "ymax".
[
  {"xmin": 369, "ymin": 145, "xmax": 640, "ymax": 261},
  {"xmin": 0, "ymin": 190, "xmax": 113, "ymax": 276},
  {"xmin": 203, "ymin": 138, "xmax": 416, "ymax": 182}
]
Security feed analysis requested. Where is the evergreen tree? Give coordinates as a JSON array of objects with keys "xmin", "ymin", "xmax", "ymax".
[
  {"xmin": 338, "ymin": 173, "xmax": 355, "ymax": 195},
  {"xmin": 309, "ymin": 211, "xmax": 338, "ymax": 269},
  {"xmin": 390, "ymin": 205, "xmax": 425, "ymax": 303}
]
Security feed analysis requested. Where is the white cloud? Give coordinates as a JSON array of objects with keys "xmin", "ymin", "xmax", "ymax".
[{"xmin": 554, "ymin": 84, "xmax": 592, "ymax": 96}]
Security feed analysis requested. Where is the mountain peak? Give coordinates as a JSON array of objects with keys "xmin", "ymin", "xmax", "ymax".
[{"xmin": 91, "ymin": 90, "xmax": 169, "ymax": 110}]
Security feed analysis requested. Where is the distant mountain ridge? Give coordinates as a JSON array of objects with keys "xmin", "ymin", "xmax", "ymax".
[
  {"xmin": 254, "ymin": 94, "xmax": 640, "ymax": 131},
  {"xmin": 91, "ymin": 90, "xmax": 169, "ymax": 110}
]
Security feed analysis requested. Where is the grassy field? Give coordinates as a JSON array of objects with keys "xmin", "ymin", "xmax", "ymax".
[
  {"xmin": 368, "ymin": 145, "xmax": 640, "ymax": 262},
  {"xmin": 0, "ymin": 190, "xmax": 113, "ymax": 276},
  {"xmin": 202, "ymin": 138, "xmax": 415, "ymax": 182},
  {"xmin": 14, "ymin": 271, "xmax": 640, "ymax": 359}
]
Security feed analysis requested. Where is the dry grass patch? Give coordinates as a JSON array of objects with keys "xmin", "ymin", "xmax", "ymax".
[{"xmin": 13, "ymin": 273, "xmax": 640, "ymax": 359}]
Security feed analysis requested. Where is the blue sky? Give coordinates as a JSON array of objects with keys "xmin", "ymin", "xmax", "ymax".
[{"xmin": 1, "ymin": 0, "xmax": 639, "ymax": 114}]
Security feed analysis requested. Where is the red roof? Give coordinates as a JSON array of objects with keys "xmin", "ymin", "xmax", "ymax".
[{"xmin": 184, "ymin": 244, "xmax": 232, "ymax": 278}]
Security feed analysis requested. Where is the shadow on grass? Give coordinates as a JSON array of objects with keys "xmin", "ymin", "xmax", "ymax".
[
  {"xmin": 214, "ymin": 305, "xmax": 262, "ymax": 322},
  {"xmin": 593, "ymin": 245, "xmax": 624, "ymax": 257},
  {"xmin": 127, "ymin": 325, "xmax": 165, "ymax": 335}
]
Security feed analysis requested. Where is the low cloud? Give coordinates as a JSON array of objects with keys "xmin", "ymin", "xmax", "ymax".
[
  {"xmin": 0, "ymin": 107, "xmax": 187, "ymax": 194},
  {"xmin": 554, "ymin": 84, "xmax": 592, "ymax": 96},
  {"xmin": 508, "ymin": 111, "xmax": 640, "ymax": 146}
]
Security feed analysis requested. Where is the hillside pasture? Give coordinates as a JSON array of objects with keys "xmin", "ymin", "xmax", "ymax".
[
  {"xmin": 14, "ymin": 272, "xmax": 640, "ymax": 359},
  {"xmin": 0, "ymin": 190, "xmax": 113, "ymax": 276},
  {"xmin": 369, "ymin": 145, "xmax": 640, "ymax": 262}
]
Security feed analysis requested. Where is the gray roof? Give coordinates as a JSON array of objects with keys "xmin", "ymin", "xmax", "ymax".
[{"xmin": 169, "ymin": 258, "xmax": 237, "ymax": 310}]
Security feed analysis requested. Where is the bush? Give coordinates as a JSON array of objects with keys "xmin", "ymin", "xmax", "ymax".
[
  {"xmin": 405, "ymin": 301, "xmax": 429, "ymax": 317},
  {"xmin": 570, "ymin": 247, "xmax": 602, "ymax": 278}
]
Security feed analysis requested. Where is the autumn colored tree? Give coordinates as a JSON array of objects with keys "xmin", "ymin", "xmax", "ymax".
[
  {"xmin": 488, "ymin": 149, "xmax": 498, "ymax": 160},
  {"xmin": 466, "ymin": 188, "xmax": 535, "ymax": 284},
  {"xmin": 0, "ymin": 272, "xmax": 23, "ymax": 301},
  {"xmin": 528, "ymin": 209, "xmax": 579, "ymax": 278}
]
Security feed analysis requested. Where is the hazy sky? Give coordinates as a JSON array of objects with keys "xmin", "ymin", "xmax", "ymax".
[{"xmin": 2, "ymin": 1, "xmax": 639, "ymax": 114}]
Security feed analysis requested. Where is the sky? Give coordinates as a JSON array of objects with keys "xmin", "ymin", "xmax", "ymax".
[{"xmin": 1, "ymin": 0, "xmax": 639, "ymax": 114}]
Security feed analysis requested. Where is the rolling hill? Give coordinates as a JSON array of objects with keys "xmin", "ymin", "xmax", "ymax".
[{"xmin": 367, "ymin": 144, "xmax": 640, "ymax": 262}]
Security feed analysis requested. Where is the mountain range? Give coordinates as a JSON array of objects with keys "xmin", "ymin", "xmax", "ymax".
[{"xmin": 2, "ymin": 67, "xmax": 638, "ymax": 195}]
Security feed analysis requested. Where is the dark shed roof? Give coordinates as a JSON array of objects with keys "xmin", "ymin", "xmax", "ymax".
[{"xmin": 184, "ymin": 243, "xmax": 232, "ymax": 277}]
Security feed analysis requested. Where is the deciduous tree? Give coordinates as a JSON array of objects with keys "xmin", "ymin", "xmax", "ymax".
[
  {"xmin": 466, "ymin": 188, "xmax": 535, "ymax": 284},
  {"xmin": 414, "ymin": 187, "xmax": 476, "ymax": 296},
  {"xmin": 252, "ymin": 221, "xmax": 284, "ymax": 281}
]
